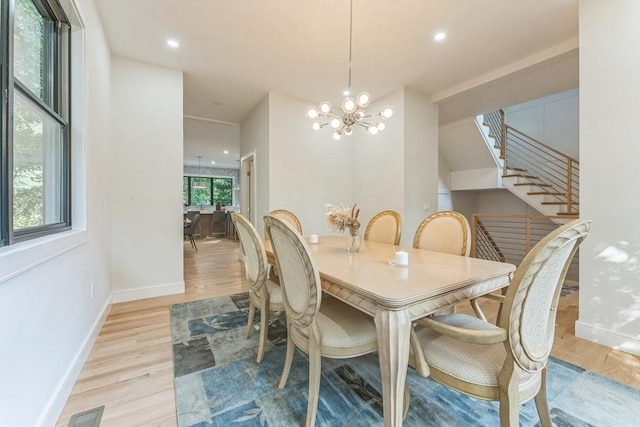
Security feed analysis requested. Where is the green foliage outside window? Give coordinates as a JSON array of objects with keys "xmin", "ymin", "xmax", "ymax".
[
  {"xmin": 213, "ymin": 178, "xmax": 232, "ymax": 206},
  {"xmin": 184, "ymin": 176, "xmax": 233, "ymax": 207}
]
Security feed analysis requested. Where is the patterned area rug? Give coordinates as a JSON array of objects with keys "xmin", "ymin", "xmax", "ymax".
[{"xmin": 171, "ymin": 294, "xmax": 638, "ymax": 427}]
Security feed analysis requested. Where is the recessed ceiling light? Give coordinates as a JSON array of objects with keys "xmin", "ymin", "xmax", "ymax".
[
  {"xmin": 434, "ymin": 32, "xmax": 446, "ymax": 42},
  {"xmin": 223, "ymin": 150, "xmax": 229, "ymax": 154},
  {"xmin": 167, "ymin": 39, "xmax": 179, "ymax": 48},
  {"xmin": 211, "ymin": 161, "xmax": 216, "ymax": 164}
]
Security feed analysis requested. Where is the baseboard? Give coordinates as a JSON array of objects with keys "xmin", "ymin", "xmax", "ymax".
[
  {"xmin": 575, "ymin": 320, "xmax": 640, "ymax": 355},
  {"xmin": 39, "ymin": 294, "xmax": 112, "ymax": 426},
  {"xmin": 112, "ymin": 280, "xmax": 185, "ymax": 303}
]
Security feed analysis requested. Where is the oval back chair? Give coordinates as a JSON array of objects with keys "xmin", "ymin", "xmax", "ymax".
[
  {"xmin": 231, "ymin": 213, "xmax": 284, "ymax": 363},
  {"xmin": 413, "ymin": 211, "xmax": 471, "ymax": 256},
  {"xmin": 264, "ymin": 214, "xmax": 385, "ymax": 427},
  {"xmin": 413, "ymin": 218, "xmax": 590, "ymax": 427},
  {"xmin": 364, "ymin": 210, "xmax": 402, "ymax": 245},
  {"xmin": 265, "ymin": 209, "xmax": 302, "ymax": 238}
]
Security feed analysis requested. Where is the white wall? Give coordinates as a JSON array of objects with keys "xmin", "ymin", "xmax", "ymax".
[
  {"xmin": 110, "ymin": 57, "xmax": 184, "ymax": 302},
  {"xmin": 240, "ymin": 95, "xmax": 270, "ymax": 230},
  {"xmin": 354, "ymin": 90, "xmax": 405, "ymax": 238},
  {"xmin": 403, "ymin": 89, "xmax": 439, "ymax": 248},
  {"xmin": 505, "ymin": 88, "xmax": 579, "ymax": 158},
  {"xmin": 268, "ymin": 92, "xmax": 354, "ymax": 236},
  {"xmin": 477, "ymin": 189, "xmax": 543, "ymax": 216},
  {"xmin": 577, "ymin": 0, "xmax": 640, "ymax": 354},
  {"xmin": 0, "ymin": 0, "xmax": 113, "ymax": 425}
]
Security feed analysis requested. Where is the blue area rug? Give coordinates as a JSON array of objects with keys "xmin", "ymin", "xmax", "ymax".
[{"xmin": 170, "ymin": 293, "xmax": 639, "ymax": 426}]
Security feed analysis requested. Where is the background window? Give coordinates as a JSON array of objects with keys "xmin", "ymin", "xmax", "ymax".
[
  {"xmin": 183, "ymin": 176, "xmax": 233, "ymax": 207},
  {"xmin": 1, "ymin": 0, "xmax": 71, "ymax": 245}
]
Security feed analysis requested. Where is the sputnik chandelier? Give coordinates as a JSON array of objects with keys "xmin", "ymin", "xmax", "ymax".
[{"xmin": 305, "ymin": 0, "xmax": 393, "ymax": 140}]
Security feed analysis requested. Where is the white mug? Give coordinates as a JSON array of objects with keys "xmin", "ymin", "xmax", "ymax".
[
  {"xmin": 309, "ymin": 234, "xmax": 319, "ymax": 244},
  {"xmin": 395, "ymin": 250, "xmax": 409, "ymax": 265}
]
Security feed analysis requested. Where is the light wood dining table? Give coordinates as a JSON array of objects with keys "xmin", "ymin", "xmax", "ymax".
[{"xmin": 265, "ymin": 235, "xmax": 516, "ymax": 427}]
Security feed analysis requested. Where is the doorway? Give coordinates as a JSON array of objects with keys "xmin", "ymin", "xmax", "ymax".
[{"xmin": 240, "ymin": 151, "xmax": 257, "ymax": 226}]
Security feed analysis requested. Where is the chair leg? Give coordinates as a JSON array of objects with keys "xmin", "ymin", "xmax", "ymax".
[
  {"xmin": 192, "ymin": 235, "xmax": 198, "ymax": 251},
  {"xmin": 534, "ymin": 368, "xmax": 552, "ymax": 427},
  {"xmin": 498, "ymin": 363, "xmax": 520, "ymax": 427},
  {"xmin": 402, "ymin": 381, "xmax": 411, "ymax": 419},
  {"xmin": 408, "ymin": 328, "xmax": 430, "ymax": 377},
  {"xmin": 470, "ymin": 298, "xmax": 488, "ymax": 321},
  {"xmin": 245, "ymin": 299, "xmax": 256, "ymax": 339},
  {"xmin": 278, "ymin": 327, "xmax": 295, "ymax": 389},
  {"xmin": 306, "ymin": 336, "xmax": 321, "ymax": 427},
  {"xmin": 256, "ymin": 305, "xmax": 269, "ymax": 363}
]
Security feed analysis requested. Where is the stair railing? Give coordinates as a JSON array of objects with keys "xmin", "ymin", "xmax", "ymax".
[
  {"xmin": 485, "ymin": 110, "xmax": 579, "ymax": 215},
  {"xmin": 472, "ymin": 219, "xmax": 505, "ymax": 262},
  {"xmin": 471, "ymin": 214, "xmax": 580, "ymax": 282}
]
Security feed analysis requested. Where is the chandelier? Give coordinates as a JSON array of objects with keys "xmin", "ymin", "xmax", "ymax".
[
  {"xmin": 305, "ymin": 0, "xmax": 393, "ymax": 140},
  {"xmin": 192, "ymin": 156, "xmax": 207, "ymax": 189}
]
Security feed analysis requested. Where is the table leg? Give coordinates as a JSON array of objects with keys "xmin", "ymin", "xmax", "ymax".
[{"xmin": 375, "ymin": 308, "xmax": 411, "ymax": 427}]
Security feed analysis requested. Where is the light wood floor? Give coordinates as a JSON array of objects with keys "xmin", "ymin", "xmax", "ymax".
[{"xmin": 56, "ymin": 237, "xmax": 640, "ymax": 426}]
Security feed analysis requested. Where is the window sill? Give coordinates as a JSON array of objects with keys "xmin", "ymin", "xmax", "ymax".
[{"xmin": 0, "ymin": 229, "xmax": 88, "ymax": 284}]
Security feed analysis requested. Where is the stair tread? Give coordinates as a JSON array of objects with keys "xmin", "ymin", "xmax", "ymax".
[
  {"xmin": 507, "ymin": 167, "xmax": 528, "ymax": 172},
  {"xmin": 528, "ymin": 192, "xmax": 565, "ymax": 196},
  {"xmin": 541, "ymin": 201, "xmax": 579, "ymax": 205},
  {"xmin": 513, "ymin": 183, "xmax": 552, "ymax": 187},
  {"xmin": 503, "ymin": 174, "xmax": 538, "ymax": 179},
  {"xmin": 557, "ymin": 212, "xmax": 580, "ymax": 216}
]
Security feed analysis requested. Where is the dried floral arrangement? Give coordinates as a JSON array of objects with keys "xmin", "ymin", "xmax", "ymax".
[{"xmin": 325, "ymin": 203, "xmax": 361, "ymax": 234}]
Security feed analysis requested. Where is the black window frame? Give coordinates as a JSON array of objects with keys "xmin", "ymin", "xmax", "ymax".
[
  {"xmin": 0, "ymin": 0, "xmax": 71, "ymax": 247},
  {"xmin": 183, "ymin": 176, "xmax": 233, "ymax": 207}
]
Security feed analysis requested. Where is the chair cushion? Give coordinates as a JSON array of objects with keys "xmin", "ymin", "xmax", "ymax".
[
  {"xmin": 315, "ymin": 296, "xmax": 378, "ymax": 358},
  {"xmin": 415, "ymin": 314, "xmax": 507, "ymax": 387},
  {"xmin": 266, "ymin": 279, "xmax": 283, "ymax": 306}
]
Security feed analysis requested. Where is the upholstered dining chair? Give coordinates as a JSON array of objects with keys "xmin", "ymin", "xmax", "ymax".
[
  {"xmin": 264, "ymin": 215, "xmax": 409, "ymax": 427},
  {"xmin": 412, "ymin": 211, "xmax": 471, "ymax": 256},
  {"xmin": 183, "ymin": 213, "xmax": 200, "ymax": 251},
  {"xmin": 231, "ymin": 213, "xmax": 284, "ymax": 363},
  {"xmin": 265, "ymin": 209, "xmax": 303, "ymax": 237},
  {"xmin": 412, "ymin": 218, "xmax": 590, "ymax": 427},
  {"xmin": 364, "ymin": 210, "xmax": 402, "ymax": 245},
  {"xmin": 264, "ymin": 209, "xmax": 303, "ymax": 280}
]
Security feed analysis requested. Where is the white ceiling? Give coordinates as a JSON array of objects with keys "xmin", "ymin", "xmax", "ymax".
[{"xmin": 94, "ymin": 0, "xmax": 579, "ymax": 169}]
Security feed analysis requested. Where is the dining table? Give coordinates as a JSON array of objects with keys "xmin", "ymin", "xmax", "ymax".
[{"xmin": 265, "ymin": 235, "xmax": 516, "ymax": 427}]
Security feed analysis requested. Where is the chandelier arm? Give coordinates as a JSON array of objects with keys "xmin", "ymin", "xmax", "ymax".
[{"xmin": 353, "ymin": 121, "xmax": 370, "ymax": 129}]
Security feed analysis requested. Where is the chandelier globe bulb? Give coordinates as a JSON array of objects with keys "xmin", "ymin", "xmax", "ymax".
[
  {"xmin": 357, "ymin": 92, "xmax": 370, "ymax": 108},
  {"xmin": 312, "ymin": 122, "xmax": 322, "ymax": 130},
  {"xmin": 333, "ymin": 131, "xmax": 342, "ymax": 140},
  {"xmin": 367, "ymin": 125, "xmax": 379, "ymax": 135},
  {"xmin": 342, "ymin": 97, "xmax": 357, "ymax": 114},
  {"xmin": 319, "ymin": 102, "xmax": 332, "ymax": 114},
  {"xmin": 306, "ymin": 107, "xmax": 319, "ymax": 119}
]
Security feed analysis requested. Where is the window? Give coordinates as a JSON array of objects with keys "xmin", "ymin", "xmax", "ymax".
[
  {"xmin": 1, "ymin": 0, "xmax": 71, "ymax": 246},
  {"xmin": 183, "ymin": 176, "xmax": 233, "ymax": 207}
]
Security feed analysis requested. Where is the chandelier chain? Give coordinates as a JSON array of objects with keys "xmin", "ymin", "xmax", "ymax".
[
  {"xmin": 304, "ymin": 0, "xmax": 394, "ymax": 140},
  {"xmin": 347, "ymin": 0, "xmax": 353, "ymax": 93}
]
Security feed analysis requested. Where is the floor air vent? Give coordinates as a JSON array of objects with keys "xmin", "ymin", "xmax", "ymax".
[{"xmin": 68, "ymin": 406, "xmax": 104, "ymax": 427}]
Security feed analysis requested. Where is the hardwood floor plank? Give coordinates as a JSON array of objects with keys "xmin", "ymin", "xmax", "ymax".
[{"xmin": 55, "ymin": 237, "xmax": 638, "ymax": 426}]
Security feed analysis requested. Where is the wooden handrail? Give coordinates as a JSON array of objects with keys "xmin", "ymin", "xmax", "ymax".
[
  {"xmin": 506, "ymin": 125, "xmax": 579, "ymax": 165},
  {"xmin": 486, "ymin": 109, "xmax": 579, "ymax": 215}
]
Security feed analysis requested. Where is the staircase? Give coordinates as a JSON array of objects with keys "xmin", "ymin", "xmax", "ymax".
[{"xmin": 479, "ymin": 110, "xmax": 579, "ymax": 221}]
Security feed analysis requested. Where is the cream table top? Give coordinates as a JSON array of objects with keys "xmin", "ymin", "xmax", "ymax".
[{"xmin": 265, "ymin": 234, "xmax": 516, "ymax": 426}]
